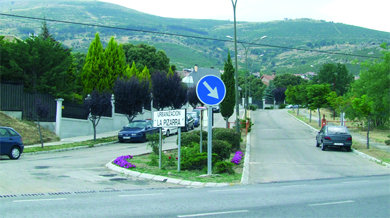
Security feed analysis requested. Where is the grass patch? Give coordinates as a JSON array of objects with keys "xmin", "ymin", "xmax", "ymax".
[
  {"xmin": 0, "ymin": 112, "xmax": 59, "ymax": 145},
  {"xmin": 114, "ymin": 132, "xmax": 247, "ymax": 184},
  {"xmin": 24, "ymin": 136, "xmax": 117, "ymax": 153}
]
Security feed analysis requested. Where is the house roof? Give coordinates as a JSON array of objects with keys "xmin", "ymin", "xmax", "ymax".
[
  {"xmin": 182, "ymin": 67, "xmax": 221, "ymax": 87},
  {"xmin": 260, "ymin": 74, "xmax": 276, "ymax": 86}
]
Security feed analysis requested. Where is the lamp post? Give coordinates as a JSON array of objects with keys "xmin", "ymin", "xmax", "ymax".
[{"xmin": 231, "ymin": 0, "xmax": 240, "ymax": 134}]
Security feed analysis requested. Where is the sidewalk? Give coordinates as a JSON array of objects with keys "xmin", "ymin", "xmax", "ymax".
[
  {"xmin": 26, "ymin": 131, "xmax": 118, "ymax": 148},
  {"xmin": 295, "ymin": 108, "xmax": 390, "ymax": 152}
]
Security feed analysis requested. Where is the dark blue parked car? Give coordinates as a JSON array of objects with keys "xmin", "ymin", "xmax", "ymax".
[
  {"xmin": 118, "ymin": 120, "xmax": 158, "ymax": 142},
  {"xmin": 0, "ymin": 127, "xmax": 24, "ymax": 159},
  {"xmin": 188, "ymin": 112, "xmax": 200, "ymax": 127}
]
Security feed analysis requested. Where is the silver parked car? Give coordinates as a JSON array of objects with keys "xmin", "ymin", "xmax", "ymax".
[{"xmin": 316, "ymin": 125, "xmax": 352, "ymax": 151}]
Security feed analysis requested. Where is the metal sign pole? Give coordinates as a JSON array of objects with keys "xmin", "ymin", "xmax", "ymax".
[
  {"xmin": 159, "ymin": 127, "xmax": 162, "ymax": 169},
  {"xmin": 178, "ymin": 127, "xmax": 181, "ymax": 172},
  {"xmin": 200, "ymin": 110, "xmax": 203, "ymax": 153},
  {"xmin": 207, "ymin": 106, "xmax": 213, "ymax": 175}
]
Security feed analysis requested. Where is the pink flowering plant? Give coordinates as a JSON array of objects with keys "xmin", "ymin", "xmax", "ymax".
[
  {"xmin": 113, "ymin": 155, "xmax": 136, "ymax": 169},
  {"xmin": 231, "ymin": 151, "xmax": 243, "ymax": 165}
]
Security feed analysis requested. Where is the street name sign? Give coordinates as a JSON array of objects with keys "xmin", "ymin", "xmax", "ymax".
[
  {"xmin": 153, "ymin": 109, "xmax": 186, "ymax": 127},
  {"xmin": 196, "ymin": 75, "xmax": 226, "ymax": 106}
]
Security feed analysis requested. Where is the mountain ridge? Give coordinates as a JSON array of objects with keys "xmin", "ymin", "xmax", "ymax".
[{"xmin": 1, "ymin": 0, "xmax": 389, "ymax": 74}]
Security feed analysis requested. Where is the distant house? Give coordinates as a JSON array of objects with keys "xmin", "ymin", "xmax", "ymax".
[
  {"xmin": 260, "ymin": 73, "xmax": 276, "ymax": 86},
  {"xmin": 181, "ymin": 65, "xmax": 221, "ymax": 87}
]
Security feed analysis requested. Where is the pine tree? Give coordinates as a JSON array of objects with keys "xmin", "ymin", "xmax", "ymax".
[
  {"xmin": 104, "ymin": 37, "xmax": 126, "ymax": 90},
  {"xmin": 220, "ymin": 52, "xmax": 236, "ymax": 128},
  {"xmin": 124, "ymin": 61, "xmax": 139, "ymax": 79},
  {"xmin": 81, "ymin": 33, "xmax": 108, "ymax": 94}
]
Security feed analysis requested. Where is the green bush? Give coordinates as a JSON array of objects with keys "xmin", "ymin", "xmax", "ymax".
[
  {"xmin": 179, "ymin": 132, "xmax": 200, "ymax": 147},
  {"xmin": 214, "ymin": 161, "xmax": 234, "ymax": 174},
  {"xmin": 212, "ymin": 128, "xmax": 241, "ymax": 151},
  {"xmin": 202, "ymin": 140, "xmax": 232, "ymax": 161},
  {"xmin": 279, "ymin": 104, "xmax": 286, "ymax": 109},
  {"xmin": 249, "ymin": 104, "xmax": 258, "ymax": 111},
  {"xmin": 385, "ymin": 140, "xmax": 390, "ymax": 145},
  {"xmin": 192, "ymin": 130, "xmax": 208, "ymax": 139},
  {"xmin": 181, "ymin": 146, "xmax": 217, "ymax": 170},
  {"xmin": 146, "ymin": 133, "xmax": 159, "ymax": 155}
]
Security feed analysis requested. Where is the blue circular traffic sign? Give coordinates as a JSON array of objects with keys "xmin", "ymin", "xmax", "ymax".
[{"xmin": 196, "ymin": 75, "xmax": 226, "ymax": 105}]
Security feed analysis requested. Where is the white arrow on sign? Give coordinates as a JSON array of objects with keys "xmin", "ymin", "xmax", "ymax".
[{"xmin": 203, "ymin": 81, "xmax": 219, "ymax": 99}]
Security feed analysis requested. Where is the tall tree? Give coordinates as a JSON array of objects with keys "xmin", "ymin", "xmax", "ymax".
[
  {"xmin": 315, "ymin": 63, "xmax": 353, "ymax": 96},
  {"xmin": 39, "ymin": 19, "xmax": 52, "ymax": 40},
  {"xmin": 273, "ymin": 74, "xmax": 306, "ymax": 89},
  {"xmin": 104, "ymin": 37, "xmax": 126, "ymax": 90},
  {"xmin": 81, "ymin": 33, "xmax": 109, "ymax": 94},
  {"xmin": 122, "ymin": 43, "xmax": 170, "ymax": 73},
  {"xmin": 187, "ymin": 86, "xmax": 201, "ymax": 108},
  {"xmin": 220, "ymin": 52, "xmax": 235, "ymax": 128},
  {"xmin": 351, "ymin": 95, "xmax": 374, "ymax": 149},
  {"xmin": 285, "ymin": 84, "xmax": 308, "ymax": 115},
  {"xmin": 263, "ymin": 81, "xmax": 276, "ymax": 104},
  {"xmin": 114, "ymin": 77, "xmax": 150, "ymax": 122},
  {"xmin": 306, "ymin": 84, "xmax": 331, "ymax": 127},
  {"xmin": 349, "ymin": 46, "xmax": 390, "ymax": 127},
  {"xmin": 84, "ymin": 90, "xmax": 112, "ymax": 141}
]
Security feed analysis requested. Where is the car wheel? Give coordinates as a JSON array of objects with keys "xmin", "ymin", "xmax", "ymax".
[
  {"xmin": 345, "ymin": 146, "xmax": 352, "ymax": 152},
  {"xmin": 321, "ymin": 142, "xmax": 327, "ymax": 151},
  {"xmin": 166, "ymin": 130, "xmax": 170, "ymax": 136},
  {"xmin": 9, "ymin": 146, "xmax": 21, "ymax": 160},
  {"xmin": 316, "ymin": 140, "xmax": 319, "ymax": 147}
]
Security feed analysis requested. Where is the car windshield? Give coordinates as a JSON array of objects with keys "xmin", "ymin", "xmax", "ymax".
[
  {"xmin": 328, "ymin": 126, "xmax": 349, "ymax": 134},
  {"xmin": 126, "ymin": 121, "xmax": 146, "ymax": 128},
  {"xmin": 188, "ymin": 112, "xmax": 197, "ymax": 118}
]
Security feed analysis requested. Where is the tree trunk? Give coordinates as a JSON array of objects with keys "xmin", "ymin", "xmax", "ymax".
[
  {"xmin": 367, "ymin": 118, "xmax": 370, "ymax": 149},
  {"xmin": 318, "ymin": 108, "xmax": 321, "ymax": 127},
  {"xmin": 297, "ymin": 106, "xmax": 299, "ymax": 116},
  {"xmin": 37, "ymin": 119, "xmax": 44, "ymax": 148},
  {"xmin": 93, "ymin": 121, "xmax": 97, "ymax": 141},
  {"xmin": 225, "ymin": 119, "xmax": 229, "ymax": 128},
  {"xmin": 309, "ymin": 109, "xmax": 312, "ymax": 122}
]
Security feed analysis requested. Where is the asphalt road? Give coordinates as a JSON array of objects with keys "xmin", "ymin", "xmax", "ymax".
[
  {"xmin": 248, "ymin": 109, "xmax": 390, "ymax": 183},
  {"xmin": 1, "ymin": 175, "xmax": 389, "ymax": 217},
  {"xmin": 0, "ymin": 136, "xmax": 182, "ymax": 195}
]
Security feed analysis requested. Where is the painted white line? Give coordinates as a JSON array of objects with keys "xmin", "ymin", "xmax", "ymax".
[
  {"xmin": 280, "ymin": 184, "xmax": 307, "ymax": 188},
  {"xmin": 118, "ymin": 193, "xmax": 162, "ymax": 197},
  {"xmin": 178, "ymin": 210, "xmax": 249, "ymax": 217},
  {"xmin": 342, "ymin": 180, "xmax": 369, "ymax": 184},
  {"xmin": 309, "ymin": 200, "xmax": 354, "ymax": 207},
  {"xmin": 13, "ymin": 198, "xmax": 66, "ymax": 203},
  {"xmin": 209, "ymin": 188, "xmax": 246, "ymax": 193}
]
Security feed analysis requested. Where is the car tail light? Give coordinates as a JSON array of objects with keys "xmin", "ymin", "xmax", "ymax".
[
  {"xmin": 347, "ymin": 137, "xmax": 352, "ymax": 141},
  {"xmin": 324, "ymin": 136, "xmax": 331, "ymax": 140}
]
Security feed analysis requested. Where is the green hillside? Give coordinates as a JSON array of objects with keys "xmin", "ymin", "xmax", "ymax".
[{"xmin": 1, "ymin": 0, "xmax": 389, "ymax": 75}]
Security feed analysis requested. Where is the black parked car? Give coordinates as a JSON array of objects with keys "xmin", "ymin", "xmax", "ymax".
[
  {"xmin": 181, "ymin": 114, "xmax": 195, "ymax": 132},
  {"xmin": 0, "ymin": 127, "xmax": 24, "ymax": 159},
  {"xmin": 316, "ymin": 125, "xmax": 352, "ymax": 151},
  {"xmin": 118, "ymin": 120, "xmax": 159, "ymax": 142}
]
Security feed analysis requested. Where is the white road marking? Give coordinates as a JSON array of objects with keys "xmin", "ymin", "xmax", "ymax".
[
  {"xmin": 118, "ymin": 193, "xmax": 162, "ymax": 197},
  {"xmin": 13, "ymin": 198, "xmax": 66, "ymax": 203},
  {"xmin": 208, "ymin": 188, "xmax": 246, "ymax": 192},
  {"xmin": 309, "ymin": 200, "xmax": 355, "ymax": 207},
  {"xmin": 342, "ymin": 180, "xmax": 369, "ymax": 184},
  {"xmin": 280, "ymin": 184, "xmax": 307, "ymax": 188},
  {"xmin": 178, "ymin": 210, "xmax": 249, "ymax": 217}
]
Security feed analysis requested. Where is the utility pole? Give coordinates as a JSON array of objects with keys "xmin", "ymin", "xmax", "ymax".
[{"xmin": 231, "ymin": 0, "xmax": 240, "ymax": 134}]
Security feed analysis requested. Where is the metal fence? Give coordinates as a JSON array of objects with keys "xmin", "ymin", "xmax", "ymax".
[{"xmin": 0, "ymin": 83, "xmax": 56, "ymax": 122}]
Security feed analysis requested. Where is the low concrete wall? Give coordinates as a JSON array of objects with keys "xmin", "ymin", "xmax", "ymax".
[
  {"xmin": 2, "ymin": 111, "xmax": 22, "ymax": 120},
  {"xmin": 59, "ymin": 114, "xmax": 129, "ymax": 138}
]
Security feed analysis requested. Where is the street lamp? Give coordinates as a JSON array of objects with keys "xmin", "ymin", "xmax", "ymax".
[{"xmin": 231, "ymin": 0, "xmax": 240, "ymax": 134}]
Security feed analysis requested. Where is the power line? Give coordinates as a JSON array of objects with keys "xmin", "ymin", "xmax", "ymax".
[{"xmin": 0, "ymin": 12, "xmax": 382, "ymax": 59}]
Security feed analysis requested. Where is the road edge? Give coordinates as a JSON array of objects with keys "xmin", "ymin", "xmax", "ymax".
[
  {"xmin": 287, "ymin": 111, "xmax": 390, "ymax": 168},
  {"xmin": 241, "ymin": 132, "xmax": 250, "ymax": 184}
]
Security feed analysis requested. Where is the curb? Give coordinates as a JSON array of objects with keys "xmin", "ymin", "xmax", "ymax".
[
  {"xmin": 287, "ymin": 111, "xmax": 390, "ymax": 168},
  {"xmin": 24, "ymin": 141, "xmax": 118, "ymax": 155},
  {"xmin": 105, "ymin": 158, "xmax": 233, "ymax": 188},
  {"xmin": 241, "ymin": 132, "xmax": 250, "ymax": 184}
]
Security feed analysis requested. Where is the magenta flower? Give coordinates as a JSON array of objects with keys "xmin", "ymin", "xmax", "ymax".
[
  {"xmin": 113, "ymin": 155, "xmax": 136, "ymax": 168},
  {"xmin": 231, "ymin": 151, "xmax": 244, "ymax": 165}
]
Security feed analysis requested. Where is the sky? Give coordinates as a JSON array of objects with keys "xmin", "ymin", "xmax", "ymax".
[{"xmin": 99, "ymin": 0, "xmax": 390, "ymax": 33}]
